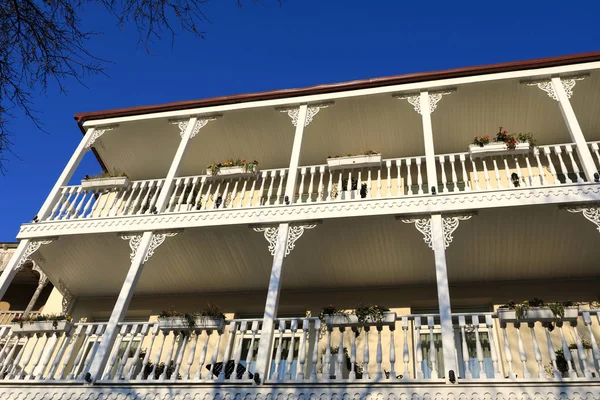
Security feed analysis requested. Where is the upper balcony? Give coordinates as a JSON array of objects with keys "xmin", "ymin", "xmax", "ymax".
[{"xmin": 16, "ymin": 56, "xmax": 600, "ymax": 239}]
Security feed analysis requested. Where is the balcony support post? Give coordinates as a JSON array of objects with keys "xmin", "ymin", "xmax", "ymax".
[
  {"xmin": 87, "ymin": 231, "xmax": 155, "ymax": 383},
  {"xmin": 419, "ymin": 92, "xmax": 439, "ymax": 192},
  {"xmin": 284, "ymin": 105, "xmax": 308, "ymax": 203},
  {"xmin": 23, "ymin": 267, "xmax": 49, "ymax": 316},
  {"xmin": 430, "ymin": 214, "xmax": 458, "ymax": 383},
  {"xmin": 551, "ymin": 77, "xmax": 598, "ymax": 182},
  {"xmin": 254, "ymin": 222, "xmax": 290, "ymax": 382}
]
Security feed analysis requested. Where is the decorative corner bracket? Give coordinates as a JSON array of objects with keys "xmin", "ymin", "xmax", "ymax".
[
  {"xmin": 85, "ymin": 125, "xmax": 119, "ymax": 149},
  {"xmin": 253, "ymin": 223, "xmax": 317, "ymax": 257},
  {"xmin": 523, "ymin": 75, "xmax": 588, "ymax": 101},
  {"xmin": 393, "ymin": 89, "xmax": 455, "ymax": 115},
  {"xmin": 56, "ymin": 280, "xmax": 74, "ymax": 314},
  {"xmin": 170, "ymin": 115, "xmax": 222, "ymax": 139},
  {"xmin": 560, "ymin": 203, "xmax": 600, "ymax": 233},
  {"xmin": 277, "ymin": 102, "xmax": 334, "ymax": 127},
  {"xmin": 17, "ymin": 238, "xmax": 56, "ymax": 271},
  {"xmin": 120, "ymin": 231, "xmax": 180, "ymax": 263},
  {"xmin": 31, "ymin": 263, "xmax": 49, "ymax": 287},
  {"xmin": 398, "ymin": 213, "xmax": 474, "ymax": 249}
]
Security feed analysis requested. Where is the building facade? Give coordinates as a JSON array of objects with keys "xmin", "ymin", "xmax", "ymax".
[{"xmin": 1, "ymin": 53, "xmax": 600, "ymax": 399}]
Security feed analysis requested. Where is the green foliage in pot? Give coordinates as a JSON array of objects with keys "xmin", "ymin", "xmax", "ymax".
[{"xmin": 354, "ymin": 303, "xmax": 390, "ymax": 325}]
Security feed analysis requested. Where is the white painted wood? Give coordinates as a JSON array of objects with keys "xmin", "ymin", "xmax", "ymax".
[
  {"xmin": 194, "ymin": 330, "xmax": 211, "ymax": 380},
  {"xmin": 285, "ymin": 320, "xmax": 297, "ymax": 380},
  {"xmin": 527, "ymin": 322, "xmax": 545, "ymax": 378},
  {"xmin": 219, "ymin": 321, "xmax": 236, "ymax": 381},
  {"xmin": 515, "ymin": 323, "xmax": 531, "ymax": 378},
  {"xmin": 310, "ymin": 319, "xmax": 320, "ymax": 381},
  {"xmin": 0, "ymin": 240, "xmax": 32, "ymax": 301},
  {"xmin": 284, "ymin": 105, "xmax": 308, "ymax": 203},
  {"xmin": 362, "ymin": 327, "xmax": 370, "ymax": 380},
  {"xmin": 388, "ymin": 327, "xmax": 396, "ymax": 380},
  {"xmin": 484, "ymin": 315, "xmax": 500, "ymax": 377},
  {"xmin": 419, "ymin": 92, "xmax": 438, "ymax": 192},
  {"xmin": 559, "ymin": 323, "xmax": 576, "ymax": 378},
  {"xmin": 137, "ymin": 324, "xmax": 159, "ymax": 380},
  {"xmin": 376, "ymin": 326, "xmax": 383, "ymax": 379},
  {"xmin": 458, "ymin": 316, "xmax": 472, "ymax": 379},
  {"xmin": 402, "ymin": 317, "xmax": 410, "ymax": 380},
  {"xmin": 336, "ymin": 327, "xmax": 344, "ymax": 379},
  {"xmin": 545, "ymin": 325, "xmax": 561, "ymax": 379}
]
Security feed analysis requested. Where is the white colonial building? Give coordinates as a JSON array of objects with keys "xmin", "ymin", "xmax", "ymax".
[{"xmin": 2, "ymin": 52, "xmax": 600, "ymax": 399}]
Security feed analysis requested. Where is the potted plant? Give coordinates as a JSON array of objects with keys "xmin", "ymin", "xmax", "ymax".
[
  {"xmin": 327, "ymin": 150, "xmax": 382, "ymax": 170},
  {"xmin": 81, "ymin": 170, "xmax": 131, "ymax": 190},
  {"xmin": 498, "ymin": 298, "xmax": 578, "ymax": 323},
  {"xmin": 11, "ymin": 314, "xmax": 73, "ymax": 334},
  {"xmin": 339, "ymin": 178, "xmax": 369, "ymax": 200},
  {"xmin": 158, "ymin": 304, "xmax": 226, "ymax": 332},
  {"xmin": 206, "ymin": 159, "xmax": 259, "ymax": 178},
  {"xmin": 468, "ymin": 127, "xmax": 536, "ymax": 158},
  {"xmin": 322, "ymin": 304, "xmax": 396, "ymax": 327}
]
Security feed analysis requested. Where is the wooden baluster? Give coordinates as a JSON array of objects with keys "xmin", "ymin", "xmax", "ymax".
[
  {"xmin": 565, "ymin": 144, "xmax": 585, "ymax": 183},
  {"xmin": 201, "ymin": 181, "xmax": 214, "ymax": 210},
  {"xmin": 168, "ymin": 178, "xmax": 183, "ymax": 211},
  {"xmin": 185, "ymin": 177, "xmax": 200, "ymax": 210},
  {"xmin": 102, "ymin": 325, "xmax": 127, "ymax": 380},
  {"xmin": 406, "ymin": 159, "xmax": 413, "ymax": 195},
  {"xmin": 310, "ymin": 320, "xmax": 320, "ymax": 381},
  {"xmin": 117, "ymin": 325, "xmax": 138, "ymax": 379},
  {"xmin": 427, "ymin": 317, "xmax": 438, "ymax": 379},
  {"xmin": 515, "ymin": 322, "xmax": 531, "ymax": 378},
  {"xmin": 46, "ymin": 331, "xmax": 72, "ymax": 380},
  {"xmin": 558, "ymin": 322, "xmax": 576, "ymax": 378},
  {"xmin": 336, "ymin": 171, "xmax": 343, "ymax": 201},
  {"xmin": 325, "ymin": 170, "xmax": 333, "ymax": 201},
  {"xmin": 357, "ymin": 171, "xmax": 362, "ymax": 198},
  {"xmin": 211, "ymin": 182, "xmax": 222, "ymax": 209},
  {"xmin": 124, "ymin": 324, "xmax": 147, "ymax": 380},
  {"xmin": 231, "ymin": 321, "xmax": 247, "ymax": 380},
  {"xmin": 376, "ymin": 325, "xmax": 383, "ymax": 379},
  {"xmin": 416, "ymin": 158, "xmax": 424, "ymax": 194},
  {"xmin": 366, "ymin": 169, "xmax": 372, "ymax": 198},
  {"xmin": 182, "ymin": 331, "xmax": 199, "ymax": 380},
  {"xmin": 49, "ymin": 187, "xmax": 68, "ymax": 220},
  {"xmin": 545, "ymin": 323, "xmax": 561, "ymax": 378},
  {"xmin": 573, "ymin": 320, "xmax": 592, "ymax": 377},
  {"xmin": 88, "ymin": 189, "xmax": 105, "ymax": 217},
  {"xmin": 105, "ymin": 186, "xmax": 122, "ymax": 216},
  {"xmin": 533, "ymin": 148, "xmax": 547, "ymax": 186},
  {"xmin": 316, "ymin": 166, "xmax": 325, "ymax": 202},
  {"xmin": 229, "ymin": 179, "xmax": 241, "ymax": 208},
  {"xmin": 218, "ymin": 321, "xmax": 236, "ymax": 381},
  {"xmin": 159, "ymin": 331, "xmax": 178, "ymax": 381},
  {"xmin": 306, "ymin": 167, "xmax": 316, "ymax": 203},
  {"xmin": 458, "ymin": 316, "xmax": 472, "ymax": 379},
  {"xmin": 415, "ymin": 317, "xmax": 423, "ymax": 379},
  {"xmin": 193, "ymin": 176, "xmax": 208, "ymax": 210},
  {"xmin": 220, "ymin": 181, "xmax": 231, "ymax": 209},
  {"xmin": 72, "ymin": 189, "xmax": 92, "ymax": 218},
  {"xmin": 524, "ymin": 155, "xmax": 536, "ymax": 186},
  {"xmin": 500, "ymin": 322, "xmax": 516, "ymax": 378},
  {"xmin": 336, "ymin": 327, "xmax": 344, "ymax": 379},
  {"xmin": 583, "ymin": 312, "xmax": 600, "ymax": 376},
  {"xmin": 79, "ymin": 325, "xmax": 105, "ymax": 379},
  {"xmin": 244, "ymin": 177, "xmax": 256, "ymax": 208},
  {"xmin": 389, "ymin": 325, "xmax": 396, "ymax": 380},
  {"xmin": 592, "ymin": 143, "xmax": 600, "ymax": 166},
  {"xmin": 386, "ymin": 160, "xmax": 392, "ymax": 196},
  {"xmin": 376, "ymin": 167, "xmax": 382, "ymax": 198},
  {"xmin": 139, "ymin": 181, "xmax": 155, "ymax": 215},
  {"xmin": 246, "ymin": 321, "xmax": 259, "ymax": 379},
  {"xmin": 296, "ymin": 320, "xmax": 309, "ymax": 380},
  {"xmin": 120, "ymin": 182, "xmax": 139, "ymax": 215},
  {"xmin": 492, "ymin": 159, "xmax": 503, "ymax": 189},
  {"xmin": 472, "ymin": 315, "xmax": 485, "ymax": 378},
  {"xmin": 266, "ymin": 171, "xmax": 277, "ymax": 205},
  {"xmin": 481, "ymin": 159, "xmax": 491, "ymax": 190},
  {"xmin": 554, "ymin": 146, "xmax": 574, "ymax": 184},
  {"xmin": 273, "ymin": 320, "xmax": 285, "ymax": 381},
  {"xmin": 58, "ymin": 325, "xmax": 83, "ymax": 379},
  {"xmin": 349, "ymin": 327, "xmax": 357, "ymax": 380},
  {"xmin": 171, "ymin": 331, "xmax": 189, "ymax": 381},
  {"xmin": 528, "ymin": 322, "xmax": 545, "ymax": 378},
  {"xmin": 55, "ymin": 187, "xmax": 74, "ymax": 220},
  {"xmin": 402, "ymin": 317, "xmax": 410, "ymax": 380},
  {"xmin": 207, "ymin": 330, "xmax": 222, "ymax": 379},
  {"xmin": 448, "ymin": 155, "xmax": 458, "ymax": 192},
  {"xmin": 543, "ymin": 147, "xmax": 560, "ymax": 184},
  {"xmin": 178, "ymin": 178, "xmax": 192, "ymax": 210},
  {"xmin": 396, "ymin": 160, "xmax": 403, "ymax": 195},
  {"xmin": 285, "ymin": 320, "xmax": 298, "ymax": 380},
  {"xmin": 37, "ymin": 332, "xmax": 61, "ymax": 380},
  {"xmin": 438, "ymin": 156, "xmax": 448, "ymax": 193},
  {"xmin": 147, "ymin": 330, "xmax": 168, "ymax": 380},
  {"xmin": 65, "ymin": 187, "xmax": 84, "ymax": 219},
  {"xmin": 501, "ymin": 157, "xmax": 513, "ymax": 188},
  {"xmin": 9, "ymin": 333, "xmax": 34, "ymax": 379},
  {"xmin": 470, "ymin": 157, "xmax": 481, "ymax": 191},
  {"xmin": 513, "ymin": 156, "xmax": 526, "ymax": 187},
  {"xmin": 67, "ymin": 325, "xmax": 94, "ymax": 379},
  {"xmin": 363, "ymin": 326, "xmax": 370, "ymax": 379},
  {"xmin": 19, "ymin": 333, "xmax": 44, "ymax": 379},
  {"xmin": 459, "ymin": 154, "xmax": 471, "ymax": 191},
  {"xmin": 347, "ymin": 170, "xmax": 353, "ymax": 200},
  {"xmin": 2, "ymin": 336, "xmax": 20, "ymax": 375},
  {"xmin": 484, "ymin": 315, "xmax": 499, "ymax": 378},
  {"xmin": 233, "ymin": 178, "xmax": 246, "ymax": 208},
  {"xmin": 128, "ymin": 181, "xmax": 147, "ymax": 215},
  {"xmin": 252, "ymin": 171, "xmax": 265, "ymax": 206},
  {"xmin": 134, "ymin": 324, "xmax": 158, "ymax": 380},
  {"xmin": 194, "ymin": 330, "xmax": 211, "ymax": 380},
  {"xmin": 276, "ymin": 170, "xmax": 286, "ymax": 204},
  {"xmin": 296, "ymin": 167, "xmax": 307, "ymax": 204}
]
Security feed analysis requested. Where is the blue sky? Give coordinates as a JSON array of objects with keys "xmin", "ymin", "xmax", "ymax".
[{"xmin": 1, "ymin": 1, "xmax": 599, "ymax": 241}]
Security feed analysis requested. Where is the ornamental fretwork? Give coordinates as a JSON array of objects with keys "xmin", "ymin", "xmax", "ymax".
[
  {"xmin": 85, "ymin": 125, "xmax": 118, "ymax": 149},
  {"xmin": 120, "ymin": 231, "xmax": 179, "ymax": 262},
  {"xmin": 525, "ymin": 75, "xmax": 587, "ymax": 101},
  {"xmin": 562, "ymin": 205, "xmax": 600, "ymax": 233},
  {"xmin": 253, "ymin": 224, "xmax": 317, "ymax": 257},
  {"xmin": 171, "ymin": 115, "xmax": 222, "ymax": 139},
  {"xmin": 17, "ymin": 238, "xmax": 56, "ymax": 271},
  {"xmin": 400, "ymin": 214, "xmax": 473, "ymax": 250},
  {"xmin": 277, "ymin": 102, "xmax": 334, "ymax": 127},
  {"xmin": 393, "ymin": 89, "xmax": 455, "ymax": 115}
]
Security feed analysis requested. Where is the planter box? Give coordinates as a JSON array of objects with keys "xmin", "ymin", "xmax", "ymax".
[
  {"xmin": 206, "ymin": 166, "xmax": 258, "ymax": 178},
  {"xmin": 11, "ymin": 320, "xmax": 73, "ymax": 335},
  {"xmin": 81, "ymin": 177, "xmax": 131, "ymax": 191},
  {"xmin": 468, "ymin": 142, "xmax": 530, "ymax": 158},
  {"xmin": 327, "ymin": 154, "xmax": 382, "ymax": 170},
  {"xmin": 324, "ymin": 311, "xmax": 396, "ymax": 327},
  {"xmin": 158, "ymin": 317, "xmax": 224, "ymax": 332},
  {"xmin": 498, "ymin": 307, "xmax": 579, "ymax": 323}
]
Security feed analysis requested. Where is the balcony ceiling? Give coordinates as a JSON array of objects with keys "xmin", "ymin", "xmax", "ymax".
[
  {"xmin": 90, "ymin": 69, "xmax": 600, "ymax": 181},
  {"xmin": 36, "ymin": 204, "xmax": 600, "ymax": 298}
]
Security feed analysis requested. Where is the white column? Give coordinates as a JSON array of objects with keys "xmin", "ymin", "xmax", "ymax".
[
  {"xmin": 254, "ymin": 223, "xmax": 290, "ymax": 381},
  {"xmin": 430, "ymin": 214, "xmax": 457, "ymax": 382},
  {"xmin": 0, "ymin": 240, "xmax": 31, "ymax": 300},
  {"xmin": 551, "ymin": 77, "xmax": 598, "ymax": 181},
  {"xmin": 155, "ymin": 117, "xmax": 198, "ymax": 212},
  {"xmin": 284, "ymin": 105, "xmax": 308, "ymax": 203},
  {"xmin": 24, "ymin": 273, "xmax": 49, "ymax": 315},
  {"xmin": 419, "ymin": 92, "xmax": 439, "ymax": 192},
  {"xmin": 37, "ymin": 128, "xmax": 98, "ymax": 221},
  {"xmin": 87, "ymin": 231, "xmax": 154, "ymax": 382}
]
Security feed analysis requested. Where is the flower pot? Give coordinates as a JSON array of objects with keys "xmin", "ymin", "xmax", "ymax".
[
  {"xmin": 498, "ymin": 307, "xmax": 579, "ymax": 323},
  {"xmin": 206, "ymin": 165, "xmax": 258, "ymax": 178},
  {"xmin": 81, "ymin": 177, "xmax": 131, "ymax": 191},
  {"xmin": 468, "ymin": 142, "xmax": 530, "ymax": 158},
  {"xmin": 11, "ymin": 320, "xmax": 73, "ymax": 335},
  {"xmin": 324, "ymin": 311, "xmax": 396, "ymax": 327},
  {"xmin": 340, "ymin": 190, "xmax": 358, "ymax": 200},
  {"xmin": 158, "ymin": 316, "xmax": 224, "ymax": 332},
  {"xmin": 327, "ymin": 154, "xmax": 382, "ymax": 170}
]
